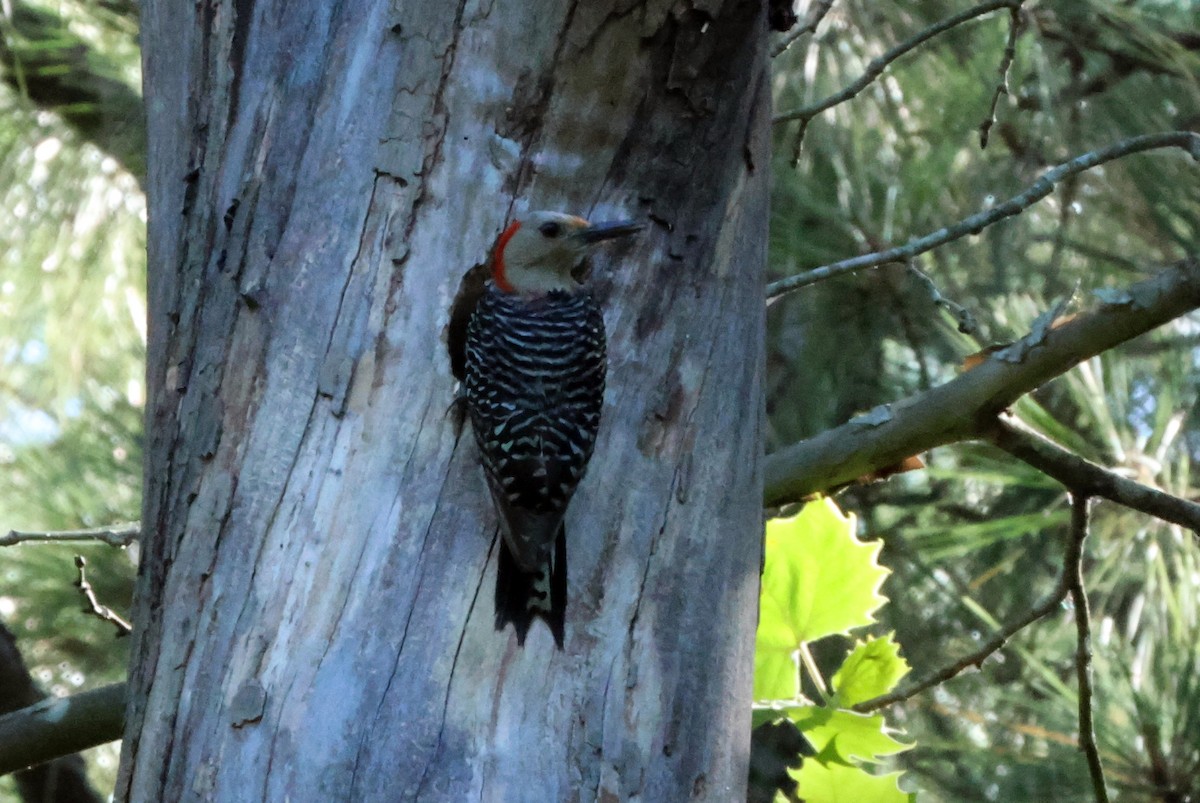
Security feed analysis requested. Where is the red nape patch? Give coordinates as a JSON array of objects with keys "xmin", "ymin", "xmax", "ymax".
[{"xmin": 493, "ymin": 220, "xmax": 521, "ymax": 293}]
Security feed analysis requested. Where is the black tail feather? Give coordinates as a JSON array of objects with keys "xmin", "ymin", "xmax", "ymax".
[{"xmin": 494, "ymin": 525, "xmax": 567, "ymax": 648}]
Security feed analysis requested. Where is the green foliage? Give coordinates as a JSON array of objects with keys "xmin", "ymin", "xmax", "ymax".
[
  {"xmin": 769, "ymin": 1, "xmax": 1200, "ymax": 799},
  {"xmin": 755, "ymin": 501, "xmax": 915, "ymax": 800},
  {"xmin": 832, "ymin": 635, "xmax": 910, "ymax": 709},
  {"xmin": 788, "ymin": 705, "xmax": 910, "ymax": 765},
  {"xmin": 0, "ymin": 0, "xmax": 1197, "ymax": 799},
  {"xmin": 756, "ymin": 500, "xmax": 890, "ymax": 699},
  {"xmin": 791, "ymin": 763, "xmax": 914, "ymax": 803},
  {"xmin": 0, "ymin": 0, "xmax": 143, "ymax": 798}
]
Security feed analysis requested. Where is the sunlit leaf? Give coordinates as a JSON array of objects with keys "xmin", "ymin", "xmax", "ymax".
[
  {"xmin": 832, "ymin": 635, "xmax": 910, "ymax": 707},
  {"xmin": 755, "ymin": 499, "xmax": 890, "ymax": 702},
  {"xmin": 787, "ymin": 705, "xmax": 912, "ymax": 764},
  {"xmin": 792, "ymin": 761, "xmax": 915, "ymax": 803}
]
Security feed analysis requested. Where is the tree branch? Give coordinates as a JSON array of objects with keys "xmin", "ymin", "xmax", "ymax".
[
  {"xmin": 0, "ymin": 623, "xmax": 106, "ymax": 799},
  {"xmin": 852, "ymin": 582, "xmax": 1066, "ymax": 714},
  {"xmin": 771, "ymin": 0, "xmax": 835, "ymax": 58},
  {"xmin": 1067, "ymin": 495, "xmax": 1110, "ymax": 803},
  {"xmin": 775, "ymin": 0, "xmax": 1018, "ymax": 123},
  {"xmin": 985, "ymin": 416, "xmax": 1200, "ymax": 533},
  {"xmin": 852, "ymin": 494, "xmax": 1089, "ymax": 714},
  {"xmin": 766, "ymin": 132, "xmax": 1200, "ymax": 302},
  {"xmin": 907, "ymin": 261, "xmax": 979, "ymax": 334},
  {"xmin": 0, "ymin": 683, "xmax": 126, "ymax": 776},
  {"xmin": 0, "ymin": 522, "xmax": 141, "ymax": 548},
  {"xmin": 74, "ymin": 556, "xmax": 133, "ymax": 637},
  {"xmin": 774, "ymin": 0, "xmax": 1021, "ymax": 160},
  {"xmin": 763, "ymin": 256, "xmax": 1200, "ymax": 507},
  {"xmin": 979, "ymin": 4, "xmax": 1023, "ymax": 148}
]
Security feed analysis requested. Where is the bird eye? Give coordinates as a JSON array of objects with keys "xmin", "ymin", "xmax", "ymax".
[{"xmin": 538, "ymin": 221, "xmax": 562, "ymax": 238}]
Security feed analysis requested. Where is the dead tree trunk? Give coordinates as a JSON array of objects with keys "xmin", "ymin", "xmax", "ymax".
[{"xmin": 120, "ymin": 0, "xmax": 767, "ymax": 799}]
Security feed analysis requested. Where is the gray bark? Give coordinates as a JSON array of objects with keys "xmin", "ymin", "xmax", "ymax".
[{"xmin": 120, "ymin": 0, "xmax": 767, "ymax": 799}]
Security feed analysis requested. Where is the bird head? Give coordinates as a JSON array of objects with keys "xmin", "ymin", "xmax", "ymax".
[{"xmin": 493, "ymin": 210, "xmax": 642, "ymax": 295}]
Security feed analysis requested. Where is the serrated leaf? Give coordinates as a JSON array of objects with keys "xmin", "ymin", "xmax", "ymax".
[
  {"xmin": 832, "ymin": 635, "xmax": 910, "ymax": 707},
  {"xmin": 755, "ymin": 500, "xmax": 890, "ymax": 702},
  {"xmin": 793, "ymin": 762, "xmax": 914, "ymax": 802},
  {"xmin": 786, "ymin": 706, "xmax": 912, "ymax": 763}
]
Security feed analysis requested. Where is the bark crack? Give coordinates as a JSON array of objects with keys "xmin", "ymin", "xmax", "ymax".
[
  {"xmin": 226, "ymin": 391, "xmax": 323, "ymax": 641},
  {"xmin": 501, "ymin": 0, "xmax": 581, "ymax": 200},
  {"xmin": 147, "ymin": 234, "xmax": 264, "ymax": 796},
  {"xmin": 258, "ymin": 669, "xmax": 298, "ymax": 800},
  {"xmin": 624, "ymin": 284, "xmax": 724, "ymax": 639},
  {"xmin": 382, "ymin": 0, "xmax": 469, "ymax": 321},
  {"xmin": 350, "ymin": 441, "xmax": 460, "ymax": 794},
  {"xmin": 319, "ymin": 175, "xmax": 387, "ymax": 413},
  {"xmin": 413, "ymin": 550, "xmax": 489, "ymax": 799},
  {"xmin": 586, "ymin": 654, "xmax": 619, "ymax": 801}
]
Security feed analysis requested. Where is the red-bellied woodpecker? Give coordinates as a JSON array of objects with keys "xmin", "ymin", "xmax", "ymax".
[{"xmin": 464, "ymin": 210, "xmax": 641, "ymax": 647}]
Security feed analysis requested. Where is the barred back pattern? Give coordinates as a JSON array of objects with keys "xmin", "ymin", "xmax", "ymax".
[{"xmin": 464, "ymin": 285, "xmax": 606, "ymax": 570}]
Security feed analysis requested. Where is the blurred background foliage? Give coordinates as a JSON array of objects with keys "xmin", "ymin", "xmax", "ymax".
[
  {"xmin": 770, "ymin": 0, "xmax": 1199, "ymax": 800},
  {"xmin": 0, "ymin": 0, "xmax": 1197, "ymax": 800},
  {"xmin": 0, "ymin": 0, "xmax": 143, "ymax": 798}
]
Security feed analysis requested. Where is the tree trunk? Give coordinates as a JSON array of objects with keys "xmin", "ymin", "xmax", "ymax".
[{"xmin": 120, "ymin": 0, "xmax": 767, "ymax": 799}]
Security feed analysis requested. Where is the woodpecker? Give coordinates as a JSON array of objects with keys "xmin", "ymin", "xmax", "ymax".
[{"xmin": 464, "ymin": 210, "xmax": 641, "ymax": 647}]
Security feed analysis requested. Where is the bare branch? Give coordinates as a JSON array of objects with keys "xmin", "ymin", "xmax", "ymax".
[
  {"xmin": 763, "ymin": 257, "xmax": 1200, "ymax": 507},
  {"xmin": 986, "ymin": 416, "xmax": 1200, "ymax": 534},
  {"xmin": 0, "ymin": 683, "xmax": 126, "ymax": 775},
  {"xmin": 776, "ymin": 0, "xmax": 1019, "ymax": 123},
  {"xmin": 852, "ymin": 584, "xmax": 1065, "ymax": 714},
  {"xmin": 1067, "ymin": 495, "xmax": 1111, "ymax": 803},
  {"xmin": 852, "ymin": 498, "xmax": 1112, "ymax": 802},
  {"xmin": 775, "ymin": 0, "xmax": 1021, "ymax": 159},
  {"xmin": 853, "ymin": 496, "xmax": 1088, "ymax": 713},
  {"xmin": 74, "ymin": 556, "xmax": 133, "ymax": 637},
  {"xmin": 979, "ymin": 4, "xmax": 1023, "ymax": 149},
  {"xmin": 766, "ymin": 132, "xmax": 1200, "ymax": 302},
  {"xmin": 0, "ymin": 522, "xmax": 141, "ymax": 548},
  {"xmin": 771, "ymin": 0, "xmax": 835, "ymax": 58},
  {"xmin": 907, "ymin": 261, "xmax": 979, "ymax": 334}
]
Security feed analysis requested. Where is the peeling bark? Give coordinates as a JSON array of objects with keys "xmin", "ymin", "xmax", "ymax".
[{"xmin": 121, "ymin": 0, "xmax": 767, "ymax": 799}]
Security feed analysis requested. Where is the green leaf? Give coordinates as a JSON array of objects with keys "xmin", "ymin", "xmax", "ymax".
[
  {"xmin": 758, "ymin": 619, "xmax": 806, "ymax": 696},
  {"xmin": 754, "ymin": 500, "xmax": 890, "ymax": 702},
  {"xmin": 787, "ymin": 706, "xmax": 912, "ymax": 764},
  {"xmin": 832, "ymin": 635, "xmax": 910, "ymax": 707},
  {"xmin": 792, "ymin": 762, "xmax": 915, "ymax": 803}
]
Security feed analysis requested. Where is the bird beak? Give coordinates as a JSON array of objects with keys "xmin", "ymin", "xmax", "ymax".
[{"xmin": 576, "ymin": 220, "xmax": 643, "ymax": 244}]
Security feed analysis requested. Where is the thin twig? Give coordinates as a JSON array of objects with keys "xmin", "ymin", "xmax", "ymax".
[
  {"xmin": 775, "ymin": 0, "xmax": 1021, "ymax": 160},
  {"xmin": 986, "ymin": 416, "xmax": 1200, "ymax": 535},
  {"xmin": 798, "ymin": 642, "xmax": 829, "ymax": 700},
  {"xmin": 0, "ymin": 522, "xmax": 141, "ymax": 548},
  {"xmin": 74, "ymin": 556, "xmax": 132, "ymax": 637},
  {"xmin": 907, "ymin": 261, "xmax": 979, "ymax": 334},
  {"xmin": 766, "ymin": 131, "xmax": 1200, "ymax": 302},
  {"xmin": 775, "ymin": 0, "xmax": 1019, "ymax": 122},
  {"xmin": 853, "ymin": 500, "xmax": 1091, "ymax": 713},
  {"xmin": 852, "ymin": 585, "xmax": 1067, "ymax": 713},
  {"xmin": 979, "ymin": 4, "xmax": 1023, "ymax": 149},
  {"xmin": 771, "ymin": 0, "xmax": 836, "ymax": 58},
  {"xmin": 1067, "ymin": 495, "xmax": 1111, "ymax": 803}
]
